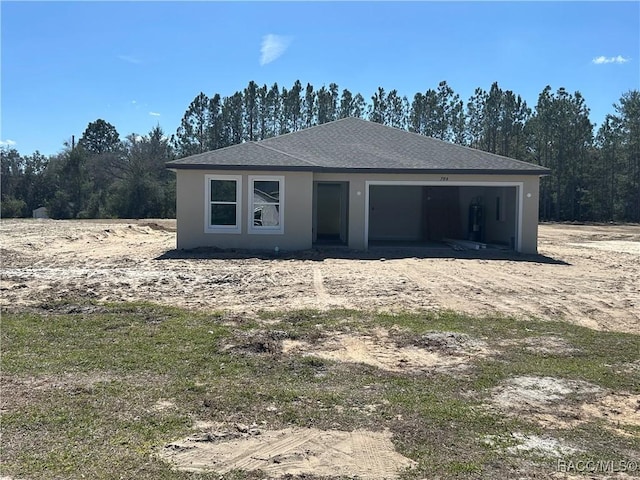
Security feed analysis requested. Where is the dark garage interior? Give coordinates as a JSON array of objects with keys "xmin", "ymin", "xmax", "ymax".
[{"xmin": 368, "ymin": 185, "xmax": 518, "ymax": 249}]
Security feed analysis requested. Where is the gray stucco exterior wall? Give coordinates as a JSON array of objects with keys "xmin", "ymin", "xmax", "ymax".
[
  {"xmin": 175, "ymin": 170, "xmax": 542, "ymax": 254},
  {"xmin": 176, "ymin": 169, "xmax": 313, "ymax": 251}
]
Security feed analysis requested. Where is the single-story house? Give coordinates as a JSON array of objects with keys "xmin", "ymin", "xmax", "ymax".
[{"xmin": 167, "ymin": 117, "xmax": 550, "ymax": 254}]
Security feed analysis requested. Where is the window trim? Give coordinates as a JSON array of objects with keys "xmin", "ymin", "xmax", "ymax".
[
  {"xmin": 248, "ymin": 175, "xmax": 284, "ymax": 235},
  {"xmin": 204, "ymin": 174, "xmax": 242, "ymax": 234}
]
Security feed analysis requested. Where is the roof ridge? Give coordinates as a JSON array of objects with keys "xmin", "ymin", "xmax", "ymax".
[{"xmin": 257, "ymin": 117, "xmax": 363, "ymax": 141}]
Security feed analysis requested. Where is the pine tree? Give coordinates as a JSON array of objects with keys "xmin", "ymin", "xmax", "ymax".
[
  {"xmin": 385, "ymin": 89, "xmax": 408, "ymax": 129},
  {"xmin": 205, "ymin": 94, "xmax": 224, "ymax": 150},
  {"xmin": 316, "ymin": 86, "xmax": 333, "ymax": 125},
  {"xmin": 613, "ymin": 90, "xmax": 640, "ymax": 221},
  {"xmin": 288, "ymin": 80, "xmax": 303, "ymax": 132},
  {"xmin": 303, "ymin": 83, "xmax": 315, "ymax": 128},
  {"xmin": 368, "ymin": 87, "xmax": 387, "ymax": 124},
  {"xmin": 174, "ymin": 92, "xmax": 210, "ymax": 156},
  {"xmin": 266, "ymin": 83, "xmax": 281, "ymax": 137},
  {"xmin": 243, "ymin": 81, "xmax": 259, "ymax": 141},
  {"xmin": 466, "ymin": 88, "xmax": 487, "ymax": 149}
]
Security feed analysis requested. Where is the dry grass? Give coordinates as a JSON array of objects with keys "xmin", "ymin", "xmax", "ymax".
[{"xmin": 1, "ymin": 301, "xmax": 639, "ymax": 479}]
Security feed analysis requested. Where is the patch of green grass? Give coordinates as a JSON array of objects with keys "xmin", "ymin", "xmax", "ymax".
[
  {"xmin": 2, "ymin": 304, "xmax": 230, "ymax": 376},
  {"xmin": 1, "ymin": 301, "xmax": 638, "ymax": 479}
]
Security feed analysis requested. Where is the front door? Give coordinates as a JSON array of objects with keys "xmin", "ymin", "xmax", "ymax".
[{"xmin": 314, "ymin": 182, "xmax": 348, "ymax": 245}]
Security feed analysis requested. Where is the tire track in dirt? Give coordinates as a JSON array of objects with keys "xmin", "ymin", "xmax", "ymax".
[
  {"xmin": 460, "ymin": 266, "xmax": 575, "ymax": 318},
  {"xmin": 391, "ymin": 260, "xmax": 608, "ymax": 328},
  {"xmin": 354, "ymin": 429, "xmax": 389, "ymax": 475},
  {"xmin": 397, "ymin": 260, "xmax": 486, "ymax": 293},
  {"xmin": 161, "ymin": 428, "xmax": 415, "ymax": 478},
  {"xmin": 312, "ymin": 266, "xmax": 346, "ymax": 308},
  {"xmin": 229, "ymin": 429, "xmax": 321, "ymax": 470},
  {"xmin": 481, "ymin": 264, "xmax": 639, "ymax": 331},
  {"xmin": 391, "ymin": 261, "xmax": 497, "ymax": 315},
  {"xmin": 313, "ymin": 267, "xmax": 330, "ymax": 301}
]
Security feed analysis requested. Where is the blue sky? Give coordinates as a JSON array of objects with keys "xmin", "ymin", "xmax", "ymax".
[{"xmin": 1, "ymin": 1, "xmax": 638, "ymax": 156}]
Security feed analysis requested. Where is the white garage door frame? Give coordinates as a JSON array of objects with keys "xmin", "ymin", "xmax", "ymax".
[{"xmin": 364, "ymin": 180, "xmax": 524, "ymax": 251}]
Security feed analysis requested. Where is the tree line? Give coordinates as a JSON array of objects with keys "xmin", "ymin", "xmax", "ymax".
[
  {"xmin": 1, "ymin": 123, "xmax": 175, "ymax": 219},
  {"xmin": 2, "ymin": 80, "xmax": 639, "ymax": 222}
]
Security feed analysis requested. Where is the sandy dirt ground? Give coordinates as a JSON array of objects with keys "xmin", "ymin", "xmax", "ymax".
[
  {"xmin": 1, "ymin": 219, "xmax": 638, "ymax": 334},
  {"xmin": 1, "ymin": 219, "xmax": 639, "ymax": 478},
  {"xmin": 161, "ymin": 425, "xmax": 416, "ymax": 478}
]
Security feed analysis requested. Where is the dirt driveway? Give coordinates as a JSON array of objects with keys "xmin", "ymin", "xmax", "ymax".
[{"xmin": 1, "ymin": 219, "xmax": 638, "ymax": 334}]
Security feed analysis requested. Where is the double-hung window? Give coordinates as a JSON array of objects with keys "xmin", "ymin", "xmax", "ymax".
[
  {"xmin": 205, "ymin": 175, "xmax": 241, "ymax": 234},
  {"xmin": 248, "ymin": 176, "xmax": 284, "ymax": 234}
]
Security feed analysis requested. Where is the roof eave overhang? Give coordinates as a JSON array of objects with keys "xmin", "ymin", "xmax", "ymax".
[{"xmin": 165, "ymin": 163, "xmax": 551, "ymax": 176}]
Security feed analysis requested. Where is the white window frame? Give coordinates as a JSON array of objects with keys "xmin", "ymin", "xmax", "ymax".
[
  {"xmin": 248, "ymin": 175, "xmax": 284, "ymax": 235},
  {"xmin": 204, "ymin": 174, "xmax": 242, "ymax": 234}
]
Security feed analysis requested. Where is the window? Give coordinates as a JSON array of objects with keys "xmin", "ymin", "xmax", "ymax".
[
  {"xmin": 249, "ymin": 176, "xmax": 284, "ymax": 234},
  {"xmin": 205, "ymin": 175, "xmax": 241, "ymax": 234}
]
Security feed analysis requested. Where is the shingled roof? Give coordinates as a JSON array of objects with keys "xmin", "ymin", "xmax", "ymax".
[{"xmin": 167, "ymin": 117, "xmax": 550, "ymax": 175}]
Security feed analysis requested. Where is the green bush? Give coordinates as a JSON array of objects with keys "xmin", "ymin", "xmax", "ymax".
[{"xmin": 1, "ymin": 196, "xmax": 27, "ymax": 217}]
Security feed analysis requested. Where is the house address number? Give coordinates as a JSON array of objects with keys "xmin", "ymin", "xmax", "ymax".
[{"xmin": 440, "ymin": 176, "xmax": 449, "ymax": 181}]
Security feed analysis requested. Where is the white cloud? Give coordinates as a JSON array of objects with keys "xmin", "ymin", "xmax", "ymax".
[
  {"xmin": 131, "ymin": 100, "xmax": 137, "ymax": 104},
  {"xmin": 149, "ymin": 111, "xmax": 161, "ymax": 117},
  {"xmin": 118, "ymin": 54, "xmax": 141, "ymax": 64},
  {"xmin": 592, "ymin": 55, "xmax": 630, "ymax": 65},
  {"xmin": 0, "ymin": 139, "xmax": 17, "ymax": 147},
  {"xmin": 260, "ymin": 34, "xmax": 292, "ymax": 66}
]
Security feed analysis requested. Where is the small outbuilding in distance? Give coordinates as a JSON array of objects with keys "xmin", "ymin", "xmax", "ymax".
[
  {"xmin": 167, "ymin": 117, "xmax": 550, "ymax": 254},
  {"xmin": 32, "ymin": 206, "xmax": 49, "ymax": 219}
]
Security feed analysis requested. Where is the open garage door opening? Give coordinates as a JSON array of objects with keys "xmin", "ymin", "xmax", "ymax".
[{"xmin": 367, "ymin": 184, "xmax": 519, "ymax": 250}]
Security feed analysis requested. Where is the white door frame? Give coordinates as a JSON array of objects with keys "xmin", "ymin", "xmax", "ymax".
[{"xmin": 364, "ymin": 180, "xmax": 524, "ymax": 251}]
